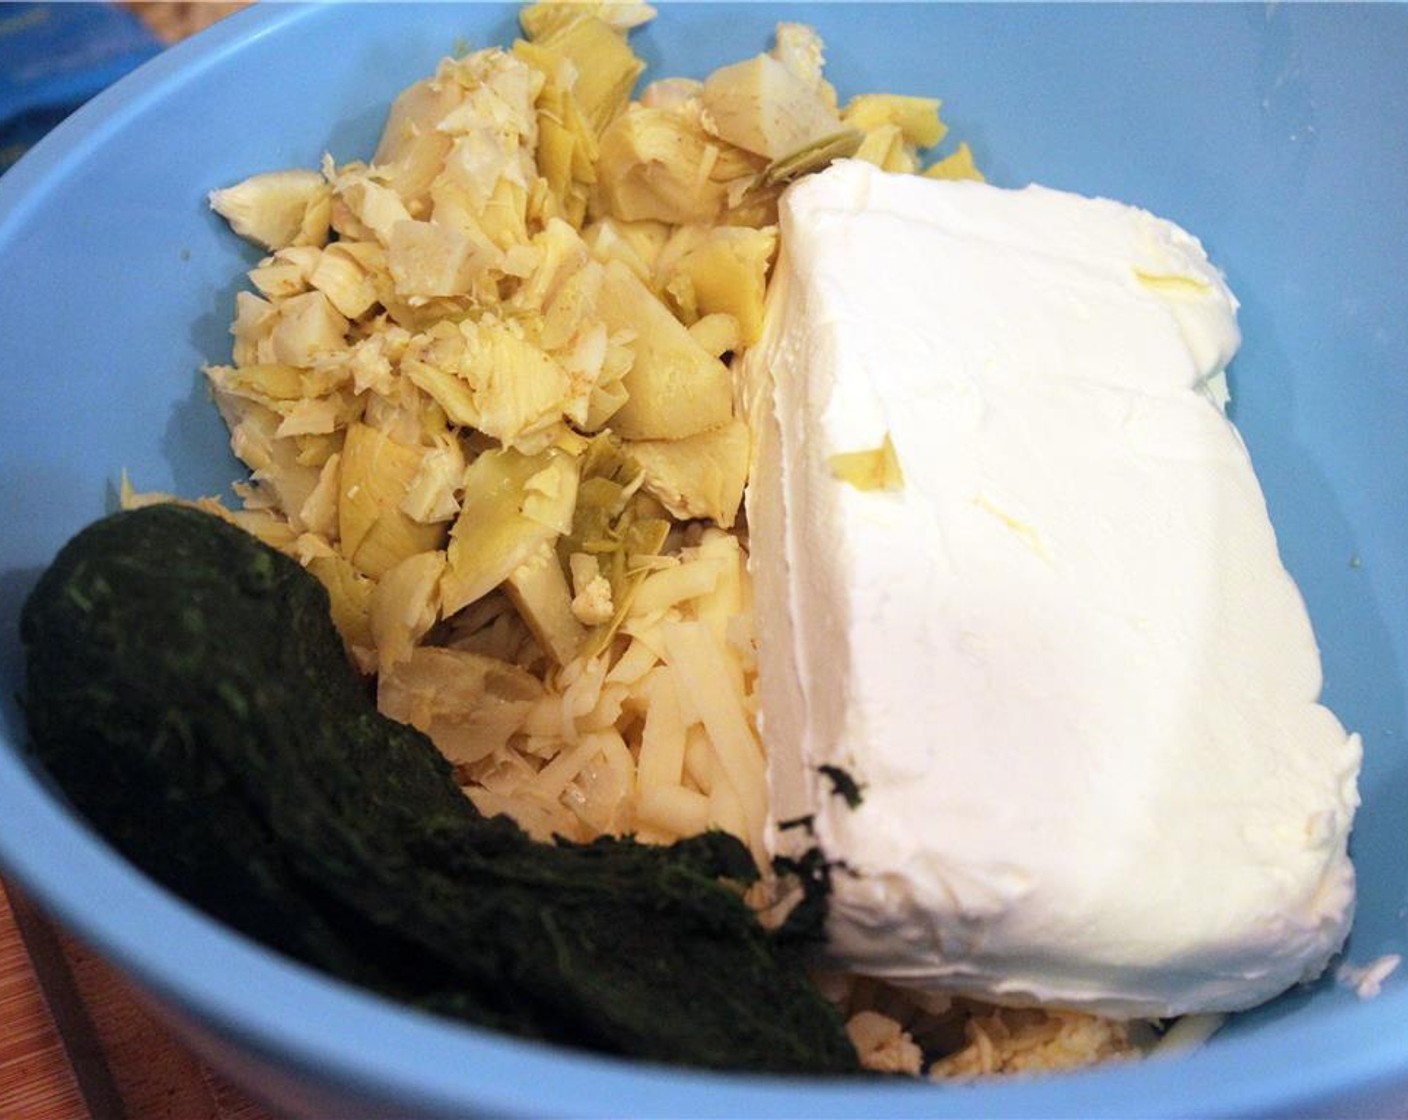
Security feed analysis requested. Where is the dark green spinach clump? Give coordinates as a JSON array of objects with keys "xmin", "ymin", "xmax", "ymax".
[
  {"xmin": 20, "ymin": 504, "xmax": 858, "ymax": 1074},
  {"xmin": 818, "ymin": 764, "xmax": 865, "ymax": 809}
]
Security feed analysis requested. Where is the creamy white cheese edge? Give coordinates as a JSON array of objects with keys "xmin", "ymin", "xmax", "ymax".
[{"xmin": 743, "ymin": 161, "xmax": 1361, "ymax": 1019}]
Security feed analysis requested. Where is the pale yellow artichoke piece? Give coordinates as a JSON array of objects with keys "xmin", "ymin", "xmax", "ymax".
[
  {"xmin": 269, "ymin": 291, "xmax": 349, "ymax": 368},
  {"xmin": 426, "ymin": 182, "xmax": 510, "ymax": 282},
  {"xmin": 541, "ymin": 258, "xmax": 605, "ymax": 351},
  {"xmin": 209, "ymin": 169, "xmax": 332, "ymax": 251},
  {"xmin": 511, "ymin": 217, "xmax": 592, "ymax": 315},
  {"xmin": 293, "ymin": 431, "xmax": 344, "ymax": 470},
  {"xmin": 206, "ymin": 362, "xmax": 305, "ymax": 408},
  {"xmin": 230, "ymin": 290, "xmax": 276, "ymax": 367},
  {"xmin": 596, "ymin": 260, "xmax": 733, "ymax": 440},
  {"xmin": 377, "ymin": 646, "xmax": 543, "ymax": 766},
  {"xmin": 639, "ymin": 76, "xmax": 702, "ymax": 111},
  {"xmin": 298, "ymin": 452, "xmax": 342, "ymax": 538},
  {"xmin": 514, "ymin": 40, "xmax": 599, "ymax": 229},
  {"xmin": 842, "ymin": 93, "xmax": 947, "ymax": 148},
  {"xmin": 521, "ymin": 1, "xmax": 656, "ymax": 39},
  {"xmin": 584, "ymin": 377, "xmax": 630, "ymax": 432},
  {"xmin": 401, "ymin": 436, "xmax": 466, "ymax": 523},
  {"xmin": 309, "ymin": 243, "xmax": 381, "ymax": 319},
  {"xmin": 627, "ymin": 418, "xmax": 749, "ymax": 528},
  {"xmin": 581, "ymin": 512, "xmax": 669, "ymax": 660},
  {"xmin": 372, "ymin": 75, "xmax": 463, "ymax": 210},
  {"xmin": 851, "ymin": 123, "xmax": 912, "ymax": 173},
  {"xmin": 441, "ymin": 446, "xmax": 580, "ymax": 616},
  {"xmin": 338, "ymin": 422, "xmax": 448, "ymax": 578},
  {"xmin": 554, "ymin": 434, "xmax": 670, "ymax": 657},
  {"xmin": 771, "ymin": 22, "xmax": 836, "ymax": 105},
  {"xmin": 370, "ymin": 549, "xmax": 447, "ymax": 668},
  {"xmin": 532, "ymin": 14, "xmax": 645, "ymax": 135},
  {"xmin": 687, "ymin": 313, "xmax": 742, "ymax": 359},
  {"xmin": 209, "ymin": 393, "xmax": 323, "ymax": 529},
  {"xmin": 475, "ymin": 175, "xmax": 533, "ymax": 252},
  {"xmin": 701, "ymin": 53, "xmax": 845, "ymax": 161},
  {"xmin": 275, "ymin": 395, "xmax": 353, "ymax": 439},
  {"xmin": 388, "ymin": 218, "xmax": 497, "ymax": 299},
  {"xmin": 829, "ymin": 433, "xmax": 905, "ymax": 492},
  {"xmin": 595, "ymin": 106, "xmax": 729, "ymax": 225},
  {"xmin": 402, "ymin": 318, "xmax": 576, "ymax": 451},
  {"xmin": 504, "ymin": 539, "xmax": 587, "ymax": 665},
  {"xmin": 924, "ymin": 140, "xmax": 985, "ymax": 182},
  {"xmin": 331, "ymin": 168, "xmax": 415, "ymax": 245},
  {"xmin": 248, "ymin": 256, "xmax": 312, "ymax": 301},
  {"xmin": 664, "ymin": 225, "xmax": 776, "ymax": 346},
  {"xmin": 581, "ymin": 217, "xmax": 669, "ymax": 283},
  {"xmin": 304, "ymin": 547, "xmax": 376, "ymax": 655}
]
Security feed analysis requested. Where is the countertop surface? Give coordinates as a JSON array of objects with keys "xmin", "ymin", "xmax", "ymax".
[{"xmin": 1, "ymin": 878, "xmax": 275, "ymax": 1120}]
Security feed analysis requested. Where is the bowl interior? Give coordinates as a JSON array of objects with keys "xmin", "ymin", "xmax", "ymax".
[{"xmin": 1, "ymin": 4, "xmax": 1406, "ymax": 1116}]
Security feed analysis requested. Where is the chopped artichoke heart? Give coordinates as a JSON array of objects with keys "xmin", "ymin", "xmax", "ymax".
[
  {"xmin": 249, "ymin": 257, "xmax": 311, "ymax": 301},
  {"xmin": 701, "ymin": 53, "xmax": 844, "ymax": 161},
  {"xmin": 377, "ymin": 645, "xmax": 544, "ymax": 765},
  {"xmin": 209, "ymin": 169, "xmax": 332, "ymax": 251},
  {"xmin": 403, "ymin": 318, "xmax": 577, "ymax": 451},
  {"xmin": 842, "ymin": 93, "xmax": 947, "ymax": 148},
  {"xmin": 441, "ymin": 446, "xmax": 580, "ymax": 616},
  {"xmin": 514, "ymin": 40, "xmax": 600, "ymax": 228},
  {"xmin": 924, "ymin": 141, "xmax": 985, "ymax": 182},
  {"xmin": 579, "ymin": 216, "xmax": 650, "ymax": 274},
  {"xmin": 389, "ymin": 218, "xmax": 495, "ymax": 298},
  {"xmin": 401, "ymin": 437, "xmax": 467, "ymax": 523},
  {"xmin": 520, "ymin": 1, "xmax": 657, "ymax": 40},
  {"xmin": 309, "ymin": 244, "xmax": 381, "ymax": 319},
  {"xmin": 828, "ymin": 434, "xmax": 905, "ymax": 492},
  {"xmin": 504, "ymin": 540, "xmax": 588, "ymax": 665},
  {"xmin": 511, "ymin": 217, "xmax": 592, "ymax": 315},
  {"xmin": 554, "ymin": 434, "xmax": 669, "ymax": 655},
  {"xmin": 596, "ymin": 260, "xmax": 733, "ymax": 440},
  {"xmin": 533, "ymin": 14, "xmax": 645, "ymax": 135},
  {"xmin": 333, "ymin": 170, "xmax": 415, "ymax": 245},
  {"xmin": 206, "ymin": 363, "xmax": 307, "ymax": 408},
  {"xmin": 371, "ymin": 75, "xmax": 462, "ymax": 208},
  {"xmin": 270, "ymin": 291, "xmax": 349, "ymax": 368},
  {"xmin": 771, "ymin": 23, "xmax": 834, "ymax": 102},
  {"xmin": 304, "ymin": 548, "xmax": 376, "ymax": 655},
  {"xmin": 627, "ymin": 418, "xmax": 750, "ymax": 528},
  {"xmin": 370, "ymin": 550, "xmax": 447, "ymax": 668},
  {"xmin": 339, "ymin": 423, "xmax": 448, "ymax": 578},
  {"xmin": 852, "ymin": 124, "xmax": 915, "ymax": 174},
  {"xmin": 665, "ymin": 226, "xmax": 777, "ymax": 346},
  {"xmin": 583, "ymin": 513, "xmax": 670, "ymax": 660},
  {"xmin": 687, "ymin": 312, "xmax": 742, "ymax": 359},
  {"xmin": 596, "ymin": 106, "xmax": 730, "ymax": 225}
]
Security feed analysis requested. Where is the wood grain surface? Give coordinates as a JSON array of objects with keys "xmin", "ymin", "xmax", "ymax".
[{"xmin": 0, "ymin": 878, "xmax": 275, "ymax": 1120}]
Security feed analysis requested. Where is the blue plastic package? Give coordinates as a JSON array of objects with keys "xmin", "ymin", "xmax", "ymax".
[{"xmin": 0, "ymin": 3, "xmax": 160, "ymax": 173}]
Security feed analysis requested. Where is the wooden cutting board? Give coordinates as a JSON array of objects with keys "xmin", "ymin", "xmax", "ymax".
[{"xmin": 0, "ymin": 878, "xmax": 274, "ymax": 1120}]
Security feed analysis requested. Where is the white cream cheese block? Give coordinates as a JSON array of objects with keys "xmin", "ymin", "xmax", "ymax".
[{"xmin": 742, "ymin": 160, "xmax": 1361, "ymax": 1019}]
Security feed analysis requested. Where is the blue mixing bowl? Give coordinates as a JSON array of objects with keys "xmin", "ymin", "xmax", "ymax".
[{"xmin": 1, "ymin": 4, "xmax": 1405, "ymax": 1116}]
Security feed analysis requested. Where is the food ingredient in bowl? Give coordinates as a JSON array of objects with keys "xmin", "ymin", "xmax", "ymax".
[
  {"xmin": 188, "ymin": 5, "xmax": 975, "ymax": 877},
  {"xmin": 19, "ymin": 504, "xmax": 860, "ymax": 1074},
  {"xmin": 744, "ymin": 159, "xmax": 1362, "ymax": 1019}
]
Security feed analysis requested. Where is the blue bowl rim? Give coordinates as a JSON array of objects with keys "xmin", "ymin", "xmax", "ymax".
[{"xmin": 1, "ymin": 4, "xmax": 1405, "ymax": 1116}]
